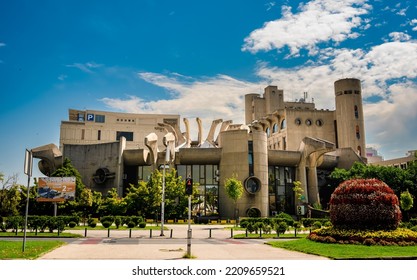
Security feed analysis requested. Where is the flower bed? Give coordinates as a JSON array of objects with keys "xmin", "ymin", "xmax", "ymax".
[{"xmin": 308, "ymin": 227, "xmax": 417, "ymax": 246}]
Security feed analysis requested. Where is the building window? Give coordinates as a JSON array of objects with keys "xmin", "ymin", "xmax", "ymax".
[
  {"xmin": 266, "ymin": 127, "xmax": 270, "ymax": 137},
  {"xmin": 244, "ymin": 176, "xmax": 261, "ymax": 194},
  {"xmin": 116, "ymin": 131, "xmax": 134, "ymax": 141},
  {"xmin": 273, "ymin": 123, "xmax": 279, "ymax": 133},
  {"xmin": 98, "ymin": 130, "xmax": 101, "ymax": 141},
  {"xmin": 305, "ymin": 119, "xmax": 312, "ymax": 126},
  {"xmin": 295, "ymin": 118, "xmax": 302, "ymax": 126},
  {"xmin": 281, "ymin": 119, "xmax": 286, "ymax": 129},
  {"xmin": 77, "ymin": 113, "xmax": 85, "ymax": 122},
  {"xmin": 176, "ymin": 164, "xmax": 219, "ymax": 217},
  {"xmin": 248, "ymin": 141, "xmax": 254, "ymax": 177},
  {"xmin": 354, "ymin": 105, "xmax": 359, "ymax": 119},
  {"xmin": 316, "ymin": 119, "xmax": 323, "ymax": 126},
  {"xmin": 95, "ymin": 114, "xmax": 105, "ymax": 123},
  {"xmin": 356, "ymin": 125, "xmax": 360, "ymax": 139}
]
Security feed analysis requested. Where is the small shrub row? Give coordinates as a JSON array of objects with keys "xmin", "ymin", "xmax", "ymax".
[{"xmin": 1, "ymin": 215, "xmax": 146, "ymax": 232}]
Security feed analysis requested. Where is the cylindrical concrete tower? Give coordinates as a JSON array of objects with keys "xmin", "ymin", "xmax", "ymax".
[
  {"xmin": 334, "ymin": 78, "xmax": 366, "ymax": 157},
  {"xmin": 245, "ymin": 93, "xmax": 260, "ymax": 125},
  {"xmin": 218, "ymin": 129, "xmax": 269, "ymax": 218}
]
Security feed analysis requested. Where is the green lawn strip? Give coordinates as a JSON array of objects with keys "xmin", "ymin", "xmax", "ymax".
[
  {"xmin": 0, "ymin": 240, "xmax": 65, "ymax": 259},
  {"xmin": 267, "ymin": 238, "xmax": 417, "ymax": 259},
  {"xmin": 0, "ymin": 231, "xmax": 82, "ymax": 238}
]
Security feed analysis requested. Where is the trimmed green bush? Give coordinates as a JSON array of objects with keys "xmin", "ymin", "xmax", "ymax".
[
  {"xmin": 68, "ymin": 221, "xmax": 77, "ymax": 228},
  {"xmin": 127, "ymin": 221, "xmax": 136, "ymax": 228},
  {"xmin": 88, "ymin": 218, "xmax": 98, "ymax": 228},
  {"xmin": 275, "ymin": 221, "xmax": 288, "ymax": 236},
  {"xmin": 138, "ymin": 221, "xmax": 146, "ymax": 228},
  {"xmin": 101, "ymin": 221, "xmax": 112, "ymax": 228},
  {"xmin": 275, "ymin": 212, "xmax": 294, "ymax": 226}
]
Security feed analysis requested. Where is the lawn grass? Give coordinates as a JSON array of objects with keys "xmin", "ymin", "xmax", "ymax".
[
  {"xmin": 267, "ymin": 238, "xmax": 417, "ymax": 259},
  {"xmin": 0, "ymin": 231, "xmax": 82, "ymax": 238},
  {"xmin": 0, "ymin": 240, "xmax": 65, "ymax": 259}
]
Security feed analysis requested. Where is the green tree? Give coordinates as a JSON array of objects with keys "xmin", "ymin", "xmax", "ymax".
[
  {"xmin": 79, "ymin": 188, "xmax": 93, "ymax": 225},
  {"xmin": 400, "ymin": 190, "xmax": 414, "ymax": 221},
  {"xmin": 125, "ymin": 168, "xmax": 197, "ymax": 219},
  {"xmin": 100, "ymin": 188, "xmax": 127, "ymax": 216},
  {"xmin": 0, "ymin": 185, "xmax": 22, "ymax": 216},
  {"xmin": 224, "ymin": 176, "xmax": 243, "ymax": 221}
]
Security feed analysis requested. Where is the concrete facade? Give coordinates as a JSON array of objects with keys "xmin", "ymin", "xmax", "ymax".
[{"xmin": 32, "ymin": 78, "xmax": 368, "ymax": 219}]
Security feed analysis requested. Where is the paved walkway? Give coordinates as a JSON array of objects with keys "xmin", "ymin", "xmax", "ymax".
[{"xmin": 39, "ymin": 224, "xmax": 328, "ymax": 260}]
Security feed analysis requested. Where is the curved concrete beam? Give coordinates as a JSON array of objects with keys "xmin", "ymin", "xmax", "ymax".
[
  {"xmin": 196, "ymin": 117, "xmax": 203, "ymax": 146},
  {"xmin": 144, "ymin": 132, "xmax": 159, "ymax": 167},
  {"xmin": 183, "ymin": 118, "xmax": 191, "ymax": 148},
  {"xmin": 163, "ymin": 132, "xmax": 176, "ymax": 163}
]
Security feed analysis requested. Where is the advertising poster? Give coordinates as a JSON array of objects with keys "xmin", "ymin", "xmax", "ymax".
[{"xmin": 37, "ymin": 177, "xmax": 76, "ymax": 202}]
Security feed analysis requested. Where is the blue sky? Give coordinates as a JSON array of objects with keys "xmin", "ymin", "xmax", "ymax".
[{"xmin": 1, "ymin": 0, "xmax": 417, "ymax": 185}]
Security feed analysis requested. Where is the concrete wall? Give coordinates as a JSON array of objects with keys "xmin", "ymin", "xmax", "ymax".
[{"xmin": 63, "ymin": 141, "xmax": 122, "ymax": 195}]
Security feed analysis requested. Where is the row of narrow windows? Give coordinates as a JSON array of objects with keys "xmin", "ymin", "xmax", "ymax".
[{"xmin": 80, "ymin": 129, "xmax": 134, "ymax": 141}]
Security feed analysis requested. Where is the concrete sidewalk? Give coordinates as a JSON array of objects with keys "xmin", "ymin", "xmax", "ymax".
[{"xmin": 39, "ymin": 224, "xmax": 328, "ymax": 260}]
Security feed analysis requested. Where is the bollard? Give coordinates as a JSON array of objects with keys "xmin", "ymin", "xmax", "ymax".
[
  {"xmin": 170, "ymin": 229, "xmax": 173, "ymax": 238},
  {"xmin": 150, "ymin": 229, "xmax": 152, "ymax": 238},
  {"xmin": 245, "ymin": 229, "xmax": 248, "ymax": 237},
  {"xmin": 209, "ymin": 228, "xmax": 212, "ymax": 238},
  {"xmin": 107, "ymin": 228, "xmax": 110, "ymax": 238},
  {"xmin": 231, "ymin": 228, "xmax": 233, "ymax": 238},
  {"xmin": 129, "ymin": 228, "xmax": 132, "ymax": 238},
  {"xmin": 84, "ymin": 228, "xmax": 87, "ymax": 237},
  {"xmin": 259, "ymin": 228, "xmax": 262, "ymax": 238}
]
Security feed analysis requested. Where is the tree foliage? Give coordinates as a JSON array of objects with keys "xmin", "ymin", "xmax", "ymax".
[{"xmin": 224, "ymin": 176, "xmax": 243, "ymax": 203}]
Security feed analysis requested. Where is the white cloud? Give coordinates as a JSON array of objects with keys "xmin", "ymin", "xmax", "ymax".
[
  {"xmin": 364, "ymin": 82, "xmax": 417, "ymax": 159},
  {"xmin": 58, "ymin": 74, "xmax": 67, "ymax": 81},
  {"xmin": 411, "ymin": 19, "xmax": 417, "ymax": 31},
  {"xmin": 66, "ymin": 62, "xmax": 103, "ymax": 73},
  {"xmin": 101, "ymin": 73, "xmax": 264, "ymax": 134},
  {"xmin": 0, "ymin": 42, "xmax": 5, "ymax": 47},
  {"xmin": 388, "ymin": 32, "xmax": 411, "ymax": 42},
  {"xmin": 242, "ymin": 0, "xmax": 371, "ymax": 56}
]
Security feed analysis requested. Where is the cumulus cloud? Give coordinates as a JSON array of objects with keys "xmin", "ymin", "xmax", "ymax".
[
  {"xmin": 242, "ymin": 0, "xmax": 371, "ymax": 56},
  {"xmin": 101, "ymin": 73, "xmax": 264, "ymax": 133},
  {"xmin": 364, "ymin": 82, "xmax": 417, "ymax": 158},
  {"xmin": 388, "ymin": 32, "xmax": 411, "ymax": 42}
]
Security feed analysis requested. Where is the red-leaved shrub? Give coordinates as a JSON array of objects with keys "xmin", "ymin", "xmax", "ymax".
[{"xmin": 330, "ymin": 178, "xmax": 402, "ymax": 230}]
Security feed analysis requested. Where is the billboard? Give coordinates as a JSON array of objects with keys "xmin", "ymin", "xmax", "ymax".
[{"xmin": 37, "ymin": 177, "xmax": 76, "ymax": 202}]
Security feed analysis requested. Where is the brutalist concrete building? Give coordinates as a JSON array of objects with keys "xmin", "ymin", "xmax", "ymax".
[{"xmin": 32, "ymin": 78, "xmax": 366, "ymax": 218}]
